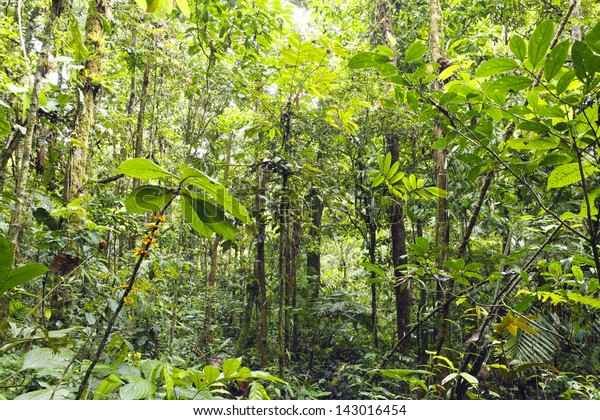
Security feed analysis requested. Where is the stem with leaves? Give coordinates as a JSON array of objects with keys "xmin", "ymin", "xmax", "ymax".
[{"xmin": 75, "ymin": 186, "xmax": 180, "ymax": 399}]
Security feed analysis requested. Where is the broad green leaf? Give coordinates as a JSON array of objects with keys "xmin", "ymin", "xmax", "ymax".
[
  {"xmin": 405, "ymin": 41, "xmax": 427, "ymax": 62},
  {"xmin": 528, "ymin": 20, "xmax": 554, "ymax": 68},
  {"xmin": 146, "ymin": 0, "xmax": 161, "ymax": 13},
  {"xmin": 0, "ymin": 236, "xmax": 13, "ymax": 283},
  {"xmin": 14, "ymin": 388, "xmax": 70, "ymax": 400},
  {"xmin": 184, "ymin": 193, "xmax": 236, "ymax": 241},
  {"xmin": 94, "ymin": 374, "xmax": 124, "ymax": 400},
  {"xmin": 572, "ymin": 41, "xmax": 600, "ymax": 85},
  {"xmin": 1, "ymin": 263, "xmax": 47, "ymax": 294},
  {"xmin": 544, "ymin": 40, "xmax": 570, "ymax": 81},
  {"xmin": 181, "ymin": 167, "xmax": 251, "ymax": 225},
  {"xmin": 547, "ymin": 162, "xmax": 597, "ymax": 190},
  {"xmin": 119, "ymin": 376, "xmax": 156, "ymax": 400},
  {"xmin": 181, "ymin": 195, "xmax": 214, "ymax": 238},
  {"xmin": 361, "ymin": 262, "xmax": 386, "ymax": 278},
  {"xmin": 567, "ymin": 292, "xmax": 600, "ymax": 309},
  {"xmin": 585, "ymin": 21, "xmax": 600, "ymax": 54},
  {"xmin": 68, "ymin": 16, "xmax": 90, "ymax": 61},
  {"xmin": 0, "ymin": 109, "xmax": 11, "ymax": 136},
  {"xmin": 22, "ymin": 347, "xmax": 73, "ymax": 370},
  {"xmin": 537, "ymin": 106, "xmax": 565, "ymax": 118},
  {"xmin": 203, "ymin": 365, "xmax": 220, "ymax": 384},
  {"xmin": 248, "ymin": 382, "xmax": 270, "ymax": 400},
  {"xmin": 571, "ymin": 266, "xmax": 584, "ymax": 282},
  {"xmin": 459, "ymin": 372, "xmax": 479, "ymax": 389},
  {"xmin": 383, "ymin": 152, "xmax": 392, "ymax": 174},
  {"xmin": 422, "ymin": 186, "xmax": 447, "ymax": 198},
  {"xmin": 380, "ymin": 369, "xmax": 433, "ymax": 380},
  {"xmin": 116, "ymin": 158, "xmax": 174, "ymax": 180},
  {"xmin": 507, "ymin": 136, "xmax": 558, "ymax": 150},
  {"xmin": 175, "ymin": 0, "xmax": 190, "ymax": 18},
  {"xmin": 348, "ymin": 52, "xmax": 391, "ymax": 69},
  {"xmin": 510, "ymin": 35, "xmax": 527, "ymax": 61},
  {"xmin": 163, "ymin": 362, "xmax": 174, "ymax": 400},
  {"xmin": 222, "ymin": 358, "xmax": 242, "ymax": 379},
  {"xmin": 556, "ymin": 70, "xmax": 575, "ymax": 95},
  {"xmin": 475, "ymin": 58, "xmax": 519, "ymax": 78},
  {"xmin": 579, "ymin": 188, "xmax": 600, "ymax": 218},
  {"xmin": 518, "ymin": 121, "xmax": 550, "ymax": 133},
  {"xmin": 441, "ymin": 372, "xmax": 458, "ymax": 385},
  {"xmin": 484, "ymin": 76, "xmax": 532, "ymax": 96},
  {"xmin": 124, "ymin": 185, "xmax": 174, "ymax": 213}
]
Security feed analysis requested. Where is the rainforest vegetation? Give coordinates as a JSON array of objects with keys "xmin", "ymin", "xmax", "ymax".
[{"xmin": 1, "ymin": 0, "xmax": 600, "ymax": 400}]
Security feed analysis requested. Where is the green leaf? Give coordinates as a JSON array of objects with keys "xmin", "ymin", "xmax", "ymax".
[
  {"xmin": 528, "ymin": 20, "xmax": 554, "ymax": 68},
  {"xmin": 181, "ymin": 167, "xmax": 251, "ymax": 225},
  {"xmin": 14, "ymin": 388, "xmax": 70, "ymax": 400},
  {"xmin": 203, "ymin": 365, "xmax": 220, "ymax": 384},
  {"xmin": 183, "ymin": 192, "xmax": 236, "ymax": 241},
  {"xmin": 405, "ymin": 40, "xmax": 427, "ymax": 62},
  {"xmin": 517, "ymin": 121, "xmax": 550, "ymax": 133},
  {"xmin": 361, "ymin": 262, "xmax": 386, "ymax": 278},
  {"xmin": 0, "ymin": 236, "xmax": 13, "ymax": 284},
  {"xmin": 544, "ymin": 40, "xmax": 570, "ymax": 81},
  {"xmin": 0, "ymin": 108, "xmax": 11, "ymax": 136},
  {"xmin": 380, "ymin": 369, "xmax": 433, "ymax": 380},
  {"xmin": 222, "ymin": 358, "xmax": 242, "ymax": 379},
  {"xmin": 181, "ymin": 195, "xmax": 216, "ymax": 238},
  {"xmin": 119, "ymin": 377, "xmax": 156, "ymax": 400},
  {"xmin": 68, "ymin": 16, "xmax": 90, "ymax": 61},
  {"xmin": 475, "ymin": 58, "xmax": 519, "ymax": 78},
  {"xmin": 567, "ymin": 292, "xmax": 600, "ymax": 309},
  {"xmin": 248, "ymin": 382, "xmax": 270, "ymax": 400},
  {"xmin": 22, "ymin": 347, "xmax": 73, "ymax": 370},
  {"xmin": 422, "ymin": 186, "xmax": 447, "ymax": 198},
  {"xmin": 572, "ymin": 41, "xmax": 600, "ymax": 85},
  {"xmin": 459, "ymin": 372, "xmax": 479, "ymax": 389},
  {"xmin": 484, "ymin": 76, "xmax": 532, "ymax": 95},
  {"xmin": 124, "ymin": 185, "xmax": 174, "ymax": 213},
  {"xmin": 94, "ymin": 374, "xmax": 124, "ymax": 400},
  {"xmin": 163, "ymin": 362, "xmax": 174, "ymax": 400},
  {"xmin": 547, "ymin": 162, "xmax": 597, "ymax": 190},
  {"xmin": 0, "ymin": 263, "xmax": 47, "ymax": 294},
  {"xmin": 556, "ymin": 70, "xmax": 575, "ymax": 95},
  {"xmin": 585, "ymin": 21, "xmax": 600, "ymax": 54},
  {"xmin": 116, "ymin": 158, "xmax": 174, "ymax": 180},
  {"xmin": 507, "ymin": 136, "xmax": 559, "ymax": 150},
  {"xmin": 510, "ymin": 35, "xmax": 527, "ymax": 61},
  {"xmin": 175, "ymin": 0, "xmax": 190, "ymax": 18},
  {"xmin": 348, "ymin": 52, "xmax": 391, "ymax": 69}
]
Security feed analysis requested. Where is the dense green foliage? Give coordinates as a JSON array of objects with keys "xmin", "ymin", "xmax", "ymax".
[{"xmin": 1, "ymin": 0, "xmax": 600, "ymax": 400}]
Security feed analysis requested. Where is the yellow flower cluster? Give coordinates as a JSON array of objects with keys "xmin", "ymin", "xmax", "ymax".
[
  {"xmin": 124, "ymin": 296, "xmax": 135, "ymax": 304},
  {"xmin": 133, "ymin": 215, "xmax": 167, "ymax": 258}
]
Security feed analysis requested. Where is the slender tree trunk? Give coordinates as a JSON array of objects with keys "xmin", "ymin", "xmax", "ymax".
[
  {"xmin": 63, "ymin": 0, "xmax": 109, "ymax": 204},
  {"xmin": 387, "ymin": 135, "xmax": 410, "ymax": 352},
  {"xmin": 254, "ymin": 167, "xmax": 268, "ymax": 368},
  {"xmin": 428, "ymin": 0, "xmax": 452, "ymax": 359},
  {"xmin": 358, "ymin": 158, "xmax": 378, "ymax": 348},
  {"xmin": 235, "ymin": 271, "xmax": 257, "ymax": 356},
  {"xmin": 8, "ymin": 2, "xmax": 58, "ymax": 253},
  {"xmin": 132, "ymin": 59, "xmax": 151, "ymax": 189},
  {"xmin": 306, "ymin": 187, "xmax": 323, "ymax": 300}
]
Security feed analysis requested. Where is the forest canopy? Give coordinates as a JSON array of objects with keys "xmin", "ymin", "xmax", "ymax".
[{"xmin": 1, "ymin": 0, "xmax": 600, "ymax": 400}]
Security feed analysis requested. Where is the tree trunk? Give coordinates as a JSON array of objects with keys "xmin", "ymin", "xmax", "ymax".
[
  {"xmin": 8, "ymin": 2, "xmax": 58, "ymax": 253},
  {"xmin": 306, "ymin": 186, "xmax": 323, "ymax": 300},
  {"xmin": 428, "ymin": 0, "xmax": 452, "ymax": 359},
  {"xmin": 63, "ymin": 0, "xmax": 109, "ymax": 204},
  {"xmin": 387, "ymin": 134, "xmax": 410, "ymax": 353},
  {"xmin": 132, "ymin": 59, "xmax": 151, "ymax": 189},
  {"xmin": 254, "ymin": 167, "xmax": 268, "ymax": 368}
]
